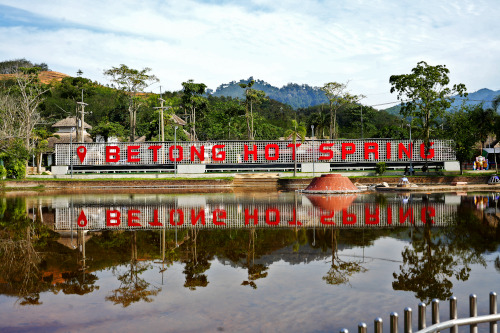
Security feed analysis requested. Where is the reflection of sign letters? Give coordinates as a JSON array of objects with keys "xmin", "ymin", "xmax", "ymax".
[{"xmin": 62, "ymin": 204, "xmax": 439, "ymax": 230}]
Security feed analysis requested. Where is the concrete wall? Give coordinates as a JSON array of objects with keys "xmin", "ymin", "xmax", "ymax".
[
  {"xmin": 177, "ymin": 164, "xmax": 206, "ymax": 174},
  {"xmin": 301, "ymin": 163, "xmax": 330, "ymax": 173},
  {"xmin": 51, "ymin": 165, "xmax": 68, "ymax": 175},
  {"xmin": 444, "ymin": 161, "xmax": 460, "ymax": 172}
]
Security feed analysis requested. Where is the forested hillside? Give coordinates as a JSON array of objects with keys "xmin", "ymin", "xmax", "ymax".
[{"xmin": 210, "ymin": 77, "xmax": 328, "ymax": 109}]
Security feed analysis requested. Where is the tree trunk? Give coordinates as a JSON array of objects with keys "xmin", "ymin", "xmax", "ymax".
[
  {"xmin": 129, "ymin": 103, "xmax": 134, "ymax": 142},
  {"xmin": 250, "ymin": 100, "xmax": 254, "ymax": 140},
  {"xmin": 333, "ymin": 109, "xmax": 337, "ymax": 139},
  {"xmin": 36, "ymin": 152, "xmax": 42, "ymax": 174},
  {"xmin": 329, "ymin": 102, "xmax": 333, "ymax": 139}
]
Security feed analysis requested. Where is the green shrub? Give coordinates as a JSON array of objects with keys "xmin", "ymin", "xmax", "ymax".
[
  {"xmin": 0, "ymin": 138, "xmax": 29, "ymax": 179},
  {"xmin": 6, "ymin": 160, "xmax": 26, "ymax": 179},
  {"xmin": 375, "ymin": 162, "xmax": 387, "ymax": 175},
  {"xmin": 0, "ymin": 165, "xmax": 6, "ymax": 179}
]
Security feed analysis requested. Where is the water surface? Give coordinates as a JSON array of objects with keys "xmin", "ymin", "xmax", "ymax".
[{"xmin": 0, "ymin": 191, "xmax": 499, "ymax": 332}]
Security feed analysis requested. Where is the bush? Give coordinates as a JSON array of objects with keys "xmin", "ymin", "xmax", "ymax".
[
  {"xmin": 0, "ymin": 138, "xmax": 29, "ymax": 179},
  {"xmin": 0, "ymin": 165, "xmax": 6, "ymax": 179},
  {"xmin": 6, "ymin": 160, "xmax": 26, "ymax": 179},
  {"xmin": 375, "ymin": 162, "xmax": 387, "ymax": 175}
]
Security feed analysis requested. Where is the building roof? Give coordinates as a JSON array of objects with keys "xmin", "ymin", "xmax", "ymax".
[
  {"xmin": 171, "ymin": 114, "xmax": 187, "ymax": 126},
  {"xmin": 52, "ymin": 117, "xmax": 92, "ymax": 130},
  {"xmin": 47, "ymin": 132, "xmax": 93, "ymax": 149}
]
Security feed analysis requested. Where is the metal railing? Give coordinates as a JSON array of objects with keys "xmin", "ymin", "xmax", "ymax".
[{"xmin": 341, "ymin": 292, "xmax": 499, "ymax": 333}]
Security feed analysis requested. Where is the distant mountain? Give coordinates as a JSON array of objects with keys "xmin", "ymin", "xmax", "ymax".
[
  {"xmin": 383, "ymin": 88, "xmax": 500, "ymax": 116},
  {"xmin": 451, "ymin": 88, "xmax": 500, "ymax": 109},
  {"xmin": 210, "ymin": 77, "xmax": 328, "ymax": 109}
]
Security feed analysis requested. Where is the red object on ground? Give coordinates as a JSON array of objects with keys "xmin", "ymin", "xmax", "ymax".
[
  {"xmin": 303, "ymin": 174, "xmax": 360, "ymax": 193},
  {"xmin": 305, "ymin": 194, "xmax": 357, "ymax": 212}
]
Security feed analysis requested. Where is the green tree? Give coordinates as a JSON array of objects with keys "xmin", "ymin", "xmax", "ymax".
[
  {"xmin": 469, "ymin": 104, "xmax": 495, "ymax": 150},
  {"xmin": 284, "ymin": 119, "xmax": 306, "ymax": 176},
  {"xmin": 0, "ymin": 138, "xmax": 29, "ymax": 178},
  {"xmin": 389, "ymin": 61, "xmax": 467, "ymax": 161},
  {"xmin": 199, "ymin": 96, "xmax": 245, "ymax": 140},
  {"xmin": 181, "ymin": 80, "xmax": 207, "ymax": 141},
  {"xmin": 103, "ymin": 65, "xmax": 159, "ymax": 142},
  {"xmin": 32, "ymin": 128, "xmax": 58, "ymax": 173},
  {"xmin": 89, "ymin": 118, "xmax": 127, "ymax": 142},
  {"xmin": 321, "ymin": 82, "xmax": 364, "ymax": 139},
  {"xmin": 239, "ymin": 80, "xmax": 267, "ymax": 140}
]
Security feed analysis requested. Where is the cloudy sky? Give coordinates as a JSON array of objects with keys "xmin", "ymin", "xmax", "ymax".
[{"xmin": 0, "ymin": 0, "xmax": 498, "ymax": 107}]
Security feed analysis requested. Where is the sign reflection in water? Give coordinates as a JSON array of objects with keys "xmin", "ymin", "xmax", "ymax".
[
  {"xmin": 0, "ymin": 192, "xmax": 499, "ymax": 332},
  {"xmin": 54, "ymin": 193, "xmax": 457, "ymax": 230}
]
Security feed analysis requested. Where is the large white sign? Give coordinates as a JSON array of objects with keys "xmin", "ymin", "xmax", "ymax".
[{"xmin": 55, "ymin": 139, "xmax": 456, "ymax": 166}]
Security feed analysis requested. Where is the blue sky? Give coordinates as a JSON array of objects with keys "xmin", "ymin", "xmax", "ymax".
[{"xmin": 0, "ymin": 0, "xmax": 498, "ymax": 107}]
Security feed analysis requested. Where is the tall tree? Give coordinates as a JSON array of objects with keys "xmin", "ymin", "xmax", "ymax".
[
  {"xmin": 389, "ymin": 61, "xmax": 467, "ymax": 160},
  {"xmin": 181, "ymin": 80, "xmax": 207, "ymax": 141},
  {"xmin": 284, "ymin": 119, "xmax": 306, "ymax": 176},
  {"xmin": 239, "ymin": 80, "xmax": 267, "ymax": 140},
  {"xmin": 469, "ymin": 104, "xmax": 495, "ymax": 150},
  {"xmin": 103, "ymin": 65, "xmax": 158, "ymax": 142},
  {"xmin": 445, "ymin": 105, "xmax": 478, "ymax": 174},
  {"xmin": 321, "ymin": 82, "xmax": 364, "ymax": 139}
]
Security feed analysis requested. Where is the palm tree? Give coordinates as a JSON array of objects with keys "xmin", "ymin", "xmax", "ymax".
[{"xmin": 285, "ymin": 119, "xmax": 306, "ymax": 176}]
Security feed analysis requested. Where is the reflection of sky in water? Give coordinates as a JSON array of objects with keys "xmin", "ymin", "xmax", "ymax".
[
  {"xmin": 1, "ymin": 234, "xmax": 498, "ymax": 332},
  {"xmin": 1, "ymin": 192, "xmax": 500, "ymax": 332}
]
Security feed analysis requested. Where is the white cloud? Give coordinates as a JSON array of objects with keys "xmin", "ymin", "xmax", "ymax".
[{"xmin": 0, "ymin": 0, "xmax": 498, "ymax": 106}]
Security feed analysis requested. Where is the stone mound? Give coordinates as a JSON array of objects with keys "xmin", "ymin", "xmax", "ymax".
[{"xmin": 303, "ymin": 174, "xmax": 360, "ymax": 193}]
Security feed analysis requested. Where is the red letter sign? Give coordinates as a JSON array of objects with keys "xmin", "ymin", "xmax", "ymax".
[
  {"xmin": 106, "ymin": 146, "xmax": 120, "ymax": 163},
  {"xmin": 127, "ymin": 145, "xmax": 141, "ymax": 163},
  {"xmin": 212, "ymin": 144, "xmax": 226, "ymax": 161},
  {"xmin": 342, "ymin": 143, "xmax": 356, "ymax": 160},
  {"xmin": 420, "ymin": 142, "xmax": 435, "ymax": 159},
  {"xmin": 319, "ymin": 143, "xmax": 334, "ymax": 160},
  {"xmin": 106, "ymin": 210, "xmax": 121, "ymax": 226}
]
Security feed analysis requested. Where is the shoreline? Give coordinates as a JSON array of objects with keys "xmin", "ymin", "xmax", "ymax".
[{"xmin": 2, "ymin": 172, "xmax": 499, "ymax": 193}]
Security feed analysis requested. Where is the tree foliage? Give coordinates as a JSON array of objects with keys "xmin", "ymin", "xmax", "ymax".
[
  {"xmin": 321, "ymin": 82, "xmax": 364, "ymax": 139},
  {"xmin": 103, "ymin": 64, "xmax": 159, "ymax": 142},
  {"xmin": 181, "ymin": 80, "xmax": 207, "ymax": 141},
  {"xmin": 389, "ymin": 61, "xmax": 467, "ymax": 153}
]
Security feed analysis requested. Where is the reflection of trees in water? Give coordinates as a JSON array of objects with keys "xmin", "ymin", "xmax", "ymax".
[
  {"xmin": 242, "ymin": 229, "xmax": 268, "ymax": 289},
  {"xmin": 322, "ymin": 229, "xmax": 366, "ymax": 286},
  {"xmin": 52, "ymin": 272, "xmax": 99, "ymax": 295},
  {"xmin": 0, "ymin": 197, "xmax": 49, "ymax": 305},
  {"xmin": 106, "ymin": 231, "xmax": 160, "ymax": 307},
  {"xmin": 0, "ymin": 197, "xmax": 103, "ymax": 305},
  {"xmin": 183, "ymin": 229, "xmax": 211, "ymax": 290},
  {"xmin": 0, "ymin": 239, "xmax": 44, "ymax": 304},
  {"xmin": 393, "ymin": 200, "xmax": 490, "ymax": 303}
]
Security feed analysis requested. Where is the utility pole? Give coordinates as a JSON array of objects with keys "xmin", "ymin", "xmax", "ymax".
[
  {"xmin": 76, "ymin": 90, "xmax": 88, "ymax": 143},
  {"xmin": 361, "ymin": 105, "xmax": 364, "ymax": 139},
  {"xmin": 154, "ymin": 87, "xmax": 172, "ymax": 163},
  {"xmin": 153, "ymin": 87, "xmax": 168, "ymax": 143}
]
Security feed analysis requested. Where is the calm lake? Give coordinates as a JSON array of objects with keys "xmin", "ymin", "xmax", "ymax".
[{"xmin": 0, "ymin": 191, "xmax": 499, "ymax": 332}]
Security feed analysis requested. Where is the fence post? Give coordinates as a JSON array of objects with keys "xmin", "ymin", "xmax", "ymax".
[
  {"xmin": 450, "ymin": 296, "xmax": 458, "ymax": 333},
  {"xmin": 358, "ymin": 322, "xmax": 367, "ymax": 333},
  {"xmin": 375, "ymin": 317, "xmax": 383, "ymax": 333},
  {"xmin": 490, "ymin": 292, "xmax": 497, "ymax": 333},
  {"xmin": 470, "ymin": 294, "xmax": 478, "ymax": 333},
  {"xmin": 432, "ymin": 299, "xmax": 440, "ymax": 333},
  {"xmin": 391, "ymin": 312, "xmax": 399, "ymax": 333},
  {"xmin": 340, "ymin": 329, "xmax": 349, "ymax": 333},
  {"xmin": 419, "ymin": 302, "xmax": 427, "ymax": 330},
  {"xmin": 404, "ymin": 308, "xmax": 412, "ymax": 333}
]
